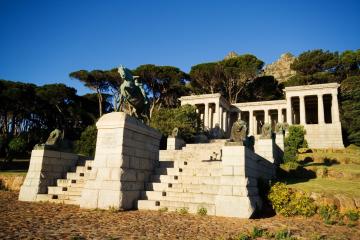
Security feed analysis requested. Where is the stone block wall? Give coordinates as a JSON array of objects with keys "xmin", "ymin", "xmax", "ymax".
[
  {"xmin": 166, "ymin": 137, "xmax": 186, "ymax": 150},
  {"xmin": 19, "ymin": 150, "xmax": 78, "ymax": 201},
  {"xmin": 304, "ymin": 123, "xmax": 344, "ymax": 149},
  {"xmin": 215, "ymin": 145, "xmax": 275, "ymax": 218},
  {"xmin": 80, "ymin": 112, "xmax": 162, "ymax": 210}
]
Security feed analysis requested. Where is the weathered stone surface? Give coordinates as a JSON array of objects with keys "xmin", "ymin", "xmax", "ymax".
[
  {"xmin": 79, "ymin": 112, "xmax": 161, "ymax": 210},
  {"xmin": 264, "ymin": 53, "xmax": 296, "ymax": 83},
  {"xmin": 18, "ymin": 150, "xmax": 78, "ymax": 201}
]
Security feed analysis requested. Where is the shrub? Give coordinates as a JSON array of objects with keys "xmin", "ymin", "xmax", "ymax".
[
  {"xmin": 75, "ymin": 125, "xmax": 97, "ymax": 158},
  {"xmin": 268, "ymin": 182, "xmax": 316, "ymax": 217},
  {"xmin": 275, "ymin": 229, "xmax": 297, "ymax": 240},
  {"xmin": 284, "ymin": 125, "xmax": 308, "ymax": 163},
  {"xmin": 318, "ymin": 205, "xmax": 340, "ymax": 225},
  {"xmin": 234, "ymin": 233, "xmax": 251, "ymax": 240},
  {"xmin": 197, "ymin": 207, "xmax": 207, "ymax": 216},
  {"xmin": 250, "ymin": 226, "xmax": 265, "ymax": 238},
  {"xmin": 344, "ymin": 209, "xmax": 359, "ymax": 222},
  {"xmin": 150, "ymin": 105, "xmax": 199, "ymax": 142},
  {"xmin": 177, "ymin": 207, "xmax": 189, "ymax": 215},
  {"xmin": 8, "ymin": 136, "xmax": 28, "ymax": 158},
  {"xmin": 158, "ymin": 207, "xmax": 168, "ymax": 213}
]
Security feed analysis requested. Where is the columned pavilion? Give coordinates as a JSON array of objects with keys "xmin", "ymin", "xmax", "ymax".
[{"xmin": 179, "ymin": 83, "xmax": 344, "ymax": 149}]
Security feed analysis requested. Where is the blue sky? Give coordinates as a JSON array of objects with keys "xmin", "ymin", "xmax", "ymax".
[{"xmin": 1, "ymin": 0, "xmax": 359, "ymax": 95}]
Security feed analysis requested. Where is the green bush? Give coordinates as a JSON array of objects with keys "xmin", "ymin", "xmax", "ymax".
[
  {"xmin": 250, "ymin": 226, "xmax": 265, "ymax": 238},
  {"xmin": 197, "ymin": 207, "xmax": 207, "ymax": 216},
  {"xmin": 75, "ymin": 125, "xmax": 97, "ymax": 158},
  {"xmin": 268, "ymin": 182, "xmax": 316, "ymax": 217},
  {"xmin": 344, "ymin": 209, "xmax": 359, "ymax": 222},
  {"xmin": 318, "ymin": 205, "xmax": 340, "ymax": 225},
  {"xmin": 275, "ymin": 229, "xmax": 297, "ymax": 240},
  {"xmin": 8, "ymin": 136, "xmax": 28, "ymax": 158},
  {"xmin": 284, "ymin": 125, "xmax": 308, "ymax": 163},
  {"xmin": 150, "ymin": 105, "xmax": 199, "ymax": 142}
]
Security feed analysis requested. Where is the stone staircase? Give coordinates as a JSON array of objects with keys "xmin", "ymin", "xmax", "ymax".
[
  {"xmin": 137, "ymin": 140, "xmax": 226, "ymax": 215},
  {"xmin": 35, "ymin": 159, "xmax": 93, "ymax": 205}
]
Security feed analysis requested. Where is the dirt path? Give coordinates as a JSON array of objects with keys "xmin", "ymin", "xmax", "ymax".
[{"xmin": 0, "ymin": 191, "xmax": 358, "ymax": 239}]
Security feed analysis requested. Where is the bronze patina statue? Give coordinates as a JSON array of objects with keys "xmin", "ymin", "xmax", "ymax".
[
  {"xmin": 118, "ymin": 65, "xmax": 150, "ymax": 123},
  {"xmin": 229, "ymin": 119, "xmax": 247, "ymax": 144}
]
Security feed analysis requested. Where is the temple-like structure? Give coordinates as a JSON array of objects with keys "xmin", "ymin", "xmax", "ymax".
[{"xmin": 180, "ymin": 83, "xmax": 344, "ymax": 148}]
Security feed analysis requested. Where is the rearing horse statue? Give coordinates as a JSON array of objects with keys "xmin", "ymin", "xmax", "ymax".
[{"xmin": 118, "ymin": 65, "xmax": 150, "ymax": 123}]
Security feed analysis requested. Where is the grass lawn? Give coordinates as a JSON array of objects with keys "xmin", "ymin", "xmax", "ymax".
[
  {"xmin": 0, "ymin": 170, "xmax": 27, "ymax": 176},
  {"xmin": 287, "ymin": 178, "xmax": 360, "ymax": 198},
  {"xmin": 284, "ymin": 145, "xmax": 360, "ymax": 198}
]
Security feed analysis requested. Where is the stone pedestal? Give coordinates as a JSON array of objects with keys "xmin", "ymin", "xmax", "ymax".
[
  {"xmin": 19, "ymin": 150, "xmax": 78, "ymax": 201},
  {"xmin": 215, "ymin": 145, "xmax": 276, "ymax": 218},
  {"xmin": 254, "ymin": 138, "xmax": 275, "ymax": 163},
  {"xmin": 215, "ymin": 146, "xmax": 261, "ymax": 218},
  {"xmin": 167, "ymin": 137, "xmax": 186, "ymax": 150},
  {"xmin": 79, "ymin": 112, "xmax": 161, "ymax": 210}
]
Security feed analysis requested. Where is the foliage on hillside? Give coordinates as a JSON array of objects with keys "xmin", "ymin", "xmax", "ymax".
[{"xmin": 150, "ymin": 105, "xmax": 199, "ymax": 142}]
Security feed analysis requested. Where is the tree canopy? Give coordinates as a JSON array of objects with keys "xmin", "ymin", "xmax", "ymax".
[{"xmin": 133, "ymin": 64, "xmax": 190, "ymax": 117}]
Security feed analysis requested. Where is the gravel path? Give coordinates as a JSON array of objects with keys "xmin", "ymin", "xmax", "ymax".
[{"xmin": 0, "ymin": 191, "xmax": 358, "ymax": 239}]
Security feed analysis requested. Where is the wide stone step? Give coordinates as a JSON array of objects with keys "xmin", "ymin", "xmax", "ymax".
[
  {"xmin": 66, "ymin": 172, "xmax": 88, "ymax": 180},
  {"xmin": 141, "ymin": 191, "xmax": 216, "ymax": 204},
  {"xmin": 137, "ymin": 200, "xmax": 216, "ymax": 215},
  {"xmin": 150, "ymin": 174, "xmax": 221, "ymax": 185},
  {"xmin": 57, "ymin": 178, "xmax": 85, "ymax": 187},
  {"xmin": 160, "ymin": 150, "xmax": 222, "ymax": 162},
  {"xmin": 146, "ymin": 182, "xmax": 221, "ymax": 194},
  {"xmin": 155, "ymin": 167, "xmax": 222, "ymax": 177},
  {"xmin": 158, "ymin": 160, "xmax": 222, "ymax": 169},
  {"xmin": 48, "ymin": 186, "xmax": 82, "ymax": 196},
  {"xmin": 36, "ymin": 194, "xmax": 80, "ymax": 204}
]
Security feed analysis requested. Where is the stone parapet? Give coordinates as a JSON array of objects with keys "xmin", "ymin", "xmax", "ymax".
[
  {"xmin": 19, "ymin": 150, "xmax": 78, "ymax": 201},
  {"xmin": 215, "ymin": 146, "xmax": 275, "ymax": 218},
  {"xmin": 166, "ymin": 137, "xmax": 186, "ymax": 150}
]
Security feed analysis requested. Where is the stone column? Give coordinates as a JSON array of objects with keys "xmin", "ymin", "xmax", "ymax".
[
  {"xmin": 264, "ymin": 109, "xmax": 269, "ymax": 124},
  {"xmin": 204, "ymin": 103, "xmax": 209, "ymax": 128},
  {"xmin": 209, "ymin": 105, "xmax": 213, "ymax": 129},
  {"xmin": 286, "ymin": 97, "xmax": 292, "ymax": 125},
  {"xmin": 249, "ymin": 110, "xmax": 254, "ymax": 136},
  {"xmin": 318, "ymin": 94, "xmax": 325, "ymax": 124},
  {"xmin": 223, "ymin": 111, "xmax": 227, "ymax": 133},
  {"xmin": 300, "ymin": 96, "xmax": 306, "ymax": 125},
  {"xmin": 214, "ymin": 102, "xmax": 220, "ymax": 127},
  {"xmin": 278, "ymin": 108, "xmax": 283, "ymax": 123},
  {"xmin": 332, "ymin": 93, "xmax": 340, "ymax": 123},
  {"xmin": 219, "ymin": 106, "xmax": 223, "ymax": 130}
]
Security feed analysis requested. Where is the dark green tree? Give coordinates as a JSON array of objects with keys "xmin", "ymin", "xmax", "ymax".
[
  {"xmin": 291, "ymin": 49, "xmax": 339, "ymax": 75},
  {"xmin": 189, "ymin": 62, "xmax": 224, "ymax": 94},
  {"xmin": 69, "ymin": 70, "xmax": 109, "ymax": 117},
  {"xmin": 150, "ymin": 105, "xmax": 199, "ymax": 142},
  {"xmin": 340, "ymin": 76, "xmax": 360, "ymax": 145},
  {"xmin": 133, "ymin": 64, "xmax": 189, "ymax": 117},
  {"xmin": 239, "ymin": 76, "xmax": 284, "ymax": 102},
  {"xmin": 220, "ymin": 54, "xmax": 264, "ymax": 103}
]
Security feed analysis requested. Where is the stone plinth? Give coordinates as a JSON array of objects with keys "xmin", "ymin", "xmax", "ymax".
[
  {"xmin": 215, "ymin": 145, "xmax": 275, "ymax": 218},
  {"xmin": 79, "ymin": 112, "xmax": 161, "ymax": 210},
  {"xmin": 167, "ymin": 137, "xmax": 185, "ymax": 150},
  {"xmin": 254, "ymin": 138, "xmax": 275, "ymax": 164},
  {"xmin": 19, "ymin": 150, "xmax": 78, "ymax": 201}
]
